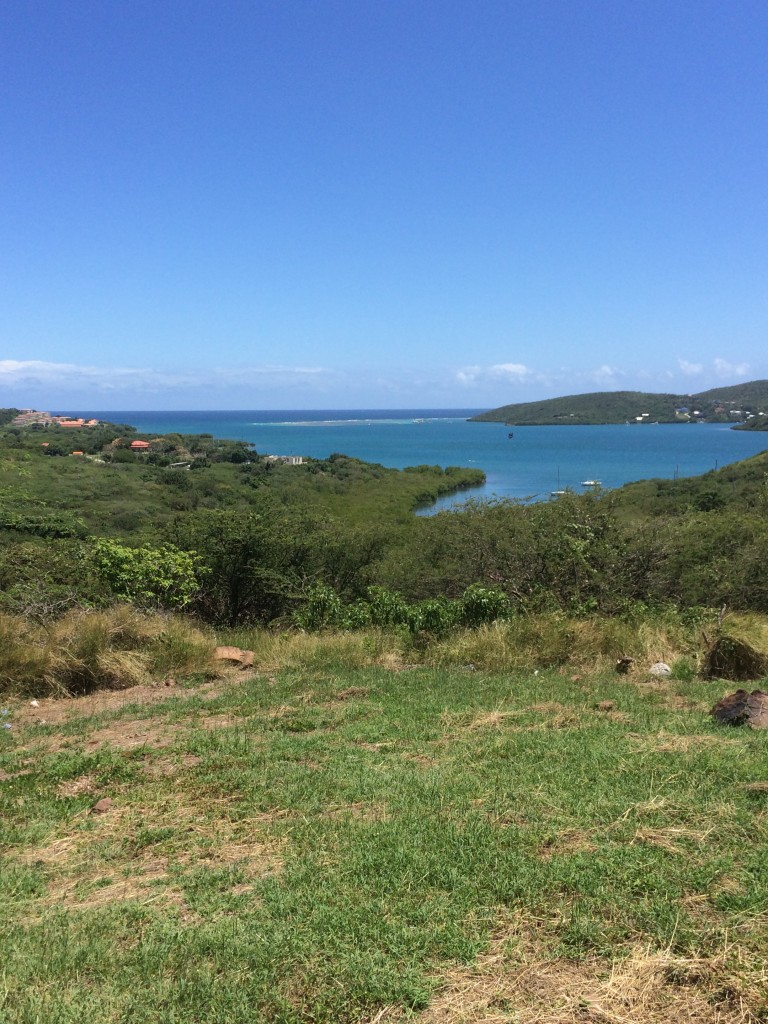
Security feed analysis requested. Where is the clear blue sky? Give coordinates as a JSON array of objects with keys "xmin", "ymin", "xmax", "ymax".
[{"xmin": 2, "ymin": 0, "xmax": 766, "ymax": 409}]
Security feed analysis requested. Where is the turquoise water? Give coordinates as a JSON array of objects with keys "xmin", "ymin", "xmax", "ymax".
[{"xmin": 71, "ymin": 409, "xmax": 768, "ymax": 510}]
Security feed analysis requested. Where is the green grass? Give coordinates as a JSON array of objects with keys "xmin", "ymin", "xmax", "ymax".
[{"xmin": 1, "ymin": 660, "xmax": 767, "ymax": 1022}]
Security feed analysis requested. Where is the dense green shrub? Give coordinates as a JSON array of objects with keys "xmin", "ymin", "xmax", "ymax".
[{"xmin": 91, "ymin": 539, "xmax": 200, "ymax": 609}]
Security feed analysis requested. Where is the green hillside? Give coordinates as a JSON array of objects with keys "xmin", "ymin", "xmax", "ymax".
[
  {"xmin": 471, "ymin": 380, "xmax": 768, "ymax": 425},
  {"xmin": 734, "ymin": 413, "xmax": 768, "ymax": 431}
]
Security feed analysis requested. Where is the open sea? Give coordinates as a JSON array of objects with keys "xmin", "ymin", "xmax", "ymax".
[{"xmin": 71, "ymin": 409, "xmax": 768, "ymax": 513}]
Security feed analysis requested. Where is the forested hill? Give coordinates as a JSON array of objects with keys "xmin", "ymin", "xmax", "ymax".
[
  {"xmin": 734, "ymin": 413, "xmax": 768, "ymax": 431},
  {"xmin": 470, "ymin": 380, "xmax": 768, "ymax": 425}
]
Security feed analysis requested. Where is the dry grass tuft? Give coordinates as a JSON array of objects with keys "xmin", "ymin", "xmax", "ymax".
[
  {"xmin": 468, "ymin": 710, "xmax": 517, "ymax": 730},
  {"xmin": 703, "ymin": 614, "xmax": 768, "ymax": 682},
  {"xmin": 0, "ymin": 606, "xmax": 214, "ymax": 697},
  {"xmin": 426, "ymin": 612, "xmax": 704, "ymax": 675},
  {"xmin": 331, "ymin": 685, "xmax": 370, "ymax": 701},
  {"xmin": 228, "ymin": 628, "xmax": 411, "ymax": 674},
  {"xmin": 323, "ymin": 801, "xmax": 389, "ymax": 822},
  {"xmin": 416, "ymin": 918, "xmax": 765, "ymax": 1023},
  {"xmin": 16, "ymin": 790, "xmax": 286, "ymax": 917},
  {"xmin": 632, "ymin": 826, "xmax": 713, "ymax": 855},
  {"xmin": 629, "ymin": 732, "xmax": 742, "ymax": 754}
]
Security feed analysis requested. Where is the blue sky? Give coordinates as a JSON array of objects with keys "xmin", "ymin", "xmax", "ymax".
[{"xmin": 1, "ymin": 0, "xmax": 766, "ymax": 410}]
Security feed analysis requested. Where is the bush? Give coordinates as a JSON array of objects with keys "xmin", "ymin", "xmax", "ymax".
[
  {"xmin": 459, "ymin": 584, "xmax": 511, "ymax": 627},
  {"xmin": 294, "ymin": 583, "xmax": 344, "ymax": 631},
  {"xmin": 91, "ymin": 539, "xmax": 200, "ymax": 609}
]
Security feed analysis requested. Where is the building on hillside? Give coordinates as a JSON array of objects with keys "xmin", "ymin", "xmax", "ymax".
[
  {"xmin": 130, "ymin": 440, "xmax": 151, "ymax": 451},
  {"xmin": 12, "ymin": 411, "xmax": 101, "ymax": 428},
  {"xmin": 265, "ymin": 455, "xmax": 304, "ymax": 465}
]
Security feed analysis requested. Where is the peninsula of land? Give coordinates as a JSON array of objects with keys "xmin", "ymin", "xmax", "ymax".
[{"xmin": 471, "ymin": 379, "xmax": 768, "ymax": 426}]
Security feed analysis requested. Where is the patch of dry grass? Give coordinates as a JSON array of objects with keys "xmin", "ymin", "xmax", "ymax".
[
  {"xmin": 229, "ymin": 627, "xmax": 412, "ymax": 674},
  {"xmin": 0, "ymin": 605, "xmax": 215, "ymax": 696},
  {"xmin": 15, "ymin": 786, "xmax": 285, "ymax": 918},
  {"xmin": 414, "ymin": 917, "xmax": 765, "ymax": 1023},
  {"xmin": 425, "ymin": 612, "xmax": 704, "ymax": 674},
  {"xmin": 630, "ymin": 732, "xmax": 744, "ymax": 755}
]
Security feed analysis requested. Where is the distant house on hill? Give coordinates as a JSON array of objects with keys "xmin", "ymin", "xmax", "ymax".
[
  {"xmin": 130, "ymin": 440, "xmax": 151, "ymax": 451},
  {"xmin": 265, "ymin": 455, "xmax": 304, "ymax": 465}
]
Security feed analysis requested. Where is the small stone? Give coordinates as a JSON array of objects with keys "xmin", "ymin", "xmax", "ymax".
[
  {"xmin": 91, "ymin": 797, "xmax": 114, "ymax": 814},
  {"xmin": 649, "ymin": 662, "xmax": 672, "ymax": 677},
  {"xmin": 30, "ymin": 699, "xmax": 40, "ymax": 708}
]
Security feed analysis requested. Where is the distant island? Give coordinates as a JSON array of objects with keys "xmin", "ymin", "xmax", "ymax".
[{"xmin": 470, "ymin": 380, "xmax": 768, "ymax": 426}]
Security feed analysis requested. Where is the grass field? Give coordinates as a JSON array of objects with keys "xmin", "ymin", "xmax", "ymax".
[{"xmin": 2, "ymin": 648, "xmax": 767, "ymax": 1022}]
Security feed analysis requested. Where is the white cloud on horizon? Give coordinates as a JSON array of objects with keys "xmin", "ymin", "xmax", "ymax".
[
  {"xmin": 714, "ymin": 357, "xmax": 750, "ymax": 378},
  {"xmin": 1, "ymin": 355, "xmax": 759, "ymax": 408},
  {"xmin": 490, "ymin": 362, "xmax": 532, "ymax": 379},
  {"xmin": 588, "ymin": 364, "xmax": 622, "ymax": 385},
  {"xmin": 678, "ymin": 359, "xmax": 704, "ymax": 376},
  {"xmin": 456, "ymin": 362, "xmax": 546, "ymax": 387},
  {"xmin": 0, "ymin": 359, "xmax": 330, "ymax": 394}
]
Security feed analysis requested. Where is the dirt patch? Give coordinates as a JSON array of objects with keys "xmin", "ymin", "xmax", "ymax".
[
  {"xmin": 10, "ymin": 684, "xmax": 188, "ymax": 728},
  {"xmin": 416, "ymin": 919, "xmax": 762, "ymax": 1022},
  {"xmin": 538, "ymin": 829, "xmax": 596, "ymax": 860},
  {"xmin": 0, "ymin": 767, "xmax": 32, "ymax": 782},
  {"xmin": 80, "ymin": 719, "xmax": 178, "ymax": 752},
  {"xmin": 7, "ymin": 673, "xmax": 248, "ymax": 731},
  {"xmin": 330, "ymin": 686, "xmax": 370, "ymax": 702},
  {"xmin": 56, "ymin": 775, "xmax": 98, "ymax": 798}
]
